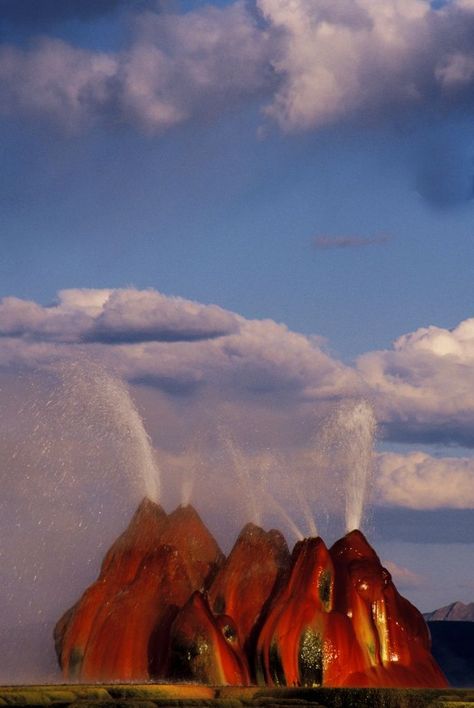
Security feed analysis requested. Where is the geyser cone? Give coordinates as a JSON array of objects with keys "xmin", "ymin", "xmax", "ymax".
[
  {"xmin": 54, "ymin": 497, "xmax": 167, "ymax": 679},
  {"xmin": 55, "ymin": 504, "xmax": 448, "ymax": 687},
  {"xmin": 81, "ymin": 545, "xmax": 193, "ymax": 681},
  {"xmin": 256, "ymin": 536, "xmax": 365, "ymax": 687},
  {"xmin": 54, "ymin": 500, "xmax": 224, "ymax": 681},
  {"xmin": 208, "ymin": 523, "xmax": 290, "ymax": 654},
  {"xmin": 166, "ymin": 591, "xmax": 251, "ymax": 686},
  {"xmin": 329, "ymin": 530, "xmax": 448, "ymax": 688},
  {"xmin": 160, "ymin": 504, "xmax": 225, "ymax": 590}
]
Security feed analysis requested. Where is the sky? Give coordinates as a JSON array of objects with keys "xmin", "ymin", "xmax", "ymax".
[{"xmin": 1, "ymin": 0, "xmax": 474, "ymax": 683}]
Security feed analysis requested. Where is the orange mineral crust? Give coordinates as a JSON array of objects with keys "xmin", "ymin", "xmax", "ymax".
[
  {"xmin": 54, "ymin": 498, "xmax": 168, "ymax": 679},
  {"xmin": 55, "ymin": 500, "xmax": 223, "ymax": 681},
  {"xmin": 208, "ymin": 523, "xmax": 290, "ymax": 650},
  {"xmin": 256, "ymin": 536, "xmax": 366, "ymax": 687},
  {"xmin": 54, "ymin": 500, "xmax": 448, "ymax": 687}
]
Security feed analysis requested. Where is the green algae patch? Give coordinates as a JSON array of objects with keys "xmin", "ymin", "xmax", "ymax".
[
  {"xmin": 1, "ymin": 688, "xmax": 52, "ymax": 705},
  {"xmin": 215, "ymin": 686, "xmax": 260, "ymax": 701},
  {"xmin": 106, "ymin": 683, "xmax": 215, "ymax": 701},
  {"xmin": 0, "ymin": 685, "xmax": 473, "ymax": 707}
]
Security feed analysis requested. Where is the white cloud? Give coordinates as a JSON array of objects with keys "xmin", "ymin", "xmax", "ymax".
[
  {"xmin": 358, "ymin": 318, "xmax": 474, "ymax": 445},
  {"xmin": 4, "ymin": 290, "xmax": 474, "ymax": 450},
  {"xmin": 0, "ymin": 39, "xmax": 117, "ymax": 132},
  {"xmin": 2, "ymin": 0, "xmax": 474, "ymax": 133},
  {"xmin": 0, "ymin": 288, "xmax": 359, "ymax": 401},
  {"xmin": 0, "ymin": 288, "xmax": 239, "ymax": 344},
  {"xmin": 375, "ymin": 450, "xmax": 474, "ymax": 509},
  {"xmin": 257, "ymin": 0, "xmax": 474, "ymax": 131},
  {"xmin": 0, "ymin": 2, "xmax": 270, "ymax": 134}
]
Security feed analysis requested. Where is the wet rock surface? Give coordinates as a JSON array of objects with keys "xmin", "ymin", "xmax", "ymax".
[{"xmin": 54, "ymin": 499, "xmax": 449, "ymax": 688}]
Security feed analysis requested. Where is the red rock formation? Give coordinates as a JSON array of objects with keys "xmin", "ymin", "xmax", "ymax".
[
  {"xmin": 81, "ymin": 546, "xmax": 192, "ymax": 681},
  {"xmin": 256, "ymin": 537, "xmax": 366, "ymax": 687},
  {"xmin": 329, "ymin": 530, "xmax": 448, "ymax": 688},
  {"xmin": 166, "ymin": 591, "xmax": 251, "ymax": 685},
  {"xmin": 158, "ymin": 504, "xmax": 225, "ymax": 590},
  {"xmin": 54, "ymin": 500, "xmax": 223, "ymax": 681},
  {"xmin": 208, "ymin": 523, "xmax": 290, "ymax": 652},
  {"xmin": 54, "ymin": 502, "xmax": 448, "ymax": 688},
  {"xmin": 55, "ymin": 498, "xmax": 168, "ymax": 679}
]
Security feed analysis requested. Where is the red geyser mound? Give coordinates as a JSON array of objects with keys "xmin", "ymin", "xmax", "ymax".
[
  {"xmin": 256, "ymin": 536, "xmax": 366, "ymax": 687},
  {"xmin": 54, "ymin": 501, "xmax": 448, "ymax": 688},
  {"xmin": 55, "ymin": 499, "xmax": 223, "ymax": 681},
  {"xmin": 329, "ymin": 530, "xmax": 447, "ymax": 688},
  {"xmin": 166, "ymin": 591, "xmax": 251, "ymax": 685},
  {"xmin": 208, "ymin": 523, "xmax": 290, "ymax": 652}
]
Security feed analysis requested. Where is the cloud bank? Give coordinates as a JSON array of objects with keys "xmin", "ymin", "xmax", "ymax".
[
  {"xmin": 2, "ymin": 0, "xmax": 474, "ymax": 133},
  {"xmin": 358, "ymin": 317, "xmax": 474, "ymax": 445},
  {"xmin": 2, "ymin": 286, "xmax": 474, "ymax": 516},
  {"xmin": 3, "ymin": 288, "xmax": 474, "ymax": 452},
  {"xmin": 0, "ymin": 288, "xmax": 358, "ymax": 401},
  {"xmin": 375, "ymin": 451, "xmax": 474, "ymax": 509},
  {"xmin": 0, "ymin": 286, "xmax": 473, "ymax": 533}
]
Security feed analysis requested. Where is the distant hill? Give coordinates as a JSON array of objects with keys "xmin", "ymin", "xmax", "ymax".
[
  {"xmin": 428, "ymin": 621, "xmax": 474, "ymax": 687},
  {"xmin": 424, "ymin": 601, "xmax": 474, "ymax": 622}
]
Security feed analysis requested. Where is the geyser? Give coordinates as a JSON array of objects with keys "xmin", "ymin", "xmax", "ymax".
[
  {"xmin": 58, "ymin": 363, "xmax": 162, "ymax": 503},
  {"xmin": 55, "ymin": 499, "xmax": 448, "ymax": 689}
]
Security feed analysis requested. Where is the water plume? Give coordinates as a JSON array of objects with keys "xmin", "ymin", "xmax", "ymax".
[
  {"xmin": 218, "ymin": 426, "xmax": 261, "ymax": 526},
  {"xmin": 56, "ymin": 361, "xmax": 161, "ymax": 502},
  {"xmin": 325, "ymin": 399, "xmax": 376, "ymax": 532}
]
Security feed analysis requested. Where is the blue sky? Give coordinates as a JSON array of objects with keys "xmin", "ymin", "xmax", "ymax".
[{"xmin": 1, "ymin": 0, "xmax": 474, "ymax": 682}]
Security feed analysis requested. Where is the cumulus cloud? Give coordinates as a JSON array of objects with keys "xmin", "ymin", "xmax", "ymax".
[
  {"xmin": 0, "ymin": 288, "xmax": 359, "ymax": 401},
  {"xmin": 312, "ymin": 233, "xmax": 391, "ymax": 250},
  {"xmin": 3, "ymin": 0, "xmax": 474, "ymax": 134},
  {"xmin": 0, "ymin": 288, "xmax": 239, "ymax": 344},
  {"xmin": 0, "ymin": 39, "xmax": 118, "ymax": 132},
  {"xmin": 0, "ymin": 2, "xmax": 270, "ymax": 133},
  {"xmin": 374, "ymin": 450, "xmax": 474, "ymax": 509},
  {"xmin": 358, "ymin": 318, "xmax": 474, "ymax": 446},
  {"xmin": 4, "ymin": 289, "xmax": 474, "ymax": 448},
  {"xmin": 258, "ymin": 0, "xmax": 474, "ymax": 131}
]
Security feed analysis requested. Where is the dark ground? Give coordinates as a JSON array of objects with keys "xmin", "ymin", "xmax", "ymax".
[
  {"xmin": 0, "ymin": 685, "xmax": 473, "ymax": 708},
  {"xmin": 429, "ymin": 621, "xmax": 474, "ymax": 688}
]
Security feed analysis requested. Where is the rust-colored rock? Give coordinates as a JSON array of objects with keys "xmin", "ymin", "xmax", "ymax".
[
  {"xmin": 54, "ymin": 499, "xmax": 223, "ymax": 681},
  {"xmin": 55, "ymin": 498, "xmax": 168, "ymax": 679},
  {"xmin": 208, "ymin": 523, "xmax": 290, "ymax": 652},
  {"xmin": 256, "ymin": 536, "xmax": 366, "ymax": 687},
  {"xmin": 166, "ymin": 591, "xmax": 251, "ymax": 685},
  {"xmin": 81, "ymin": 545, "xmax": 193, "ymax": 681},
  {"xmin": 158, "ymin": 504, "xmax": 225, "ymax": 590},
  {"xmin": 54, "ymin": 501, "xmax": 448, "ymax": 688},
  {"xmin": 329, "ymin": 530, "xmax": 448, "ymax": 688}
]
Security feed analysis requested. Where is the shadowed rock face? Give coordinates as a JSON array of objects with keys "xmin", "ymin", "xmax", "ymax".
[
  {"xmin": 54, "ymin": 502, "xmax": 448, "ymax": 688},
  {"xmin": 166, "ymin": 591, "xmax": 251, "ymax": 685},
  {"xmin": 80, "ymin": 545, "xmax": 193, "ymax": 681}
]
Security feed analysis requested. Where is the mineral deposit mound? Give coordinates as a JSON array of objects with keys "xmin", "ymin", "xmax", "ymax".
[{"xmin": 54, "ymin": 498, "xmax": 448, "ymax": 688}]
